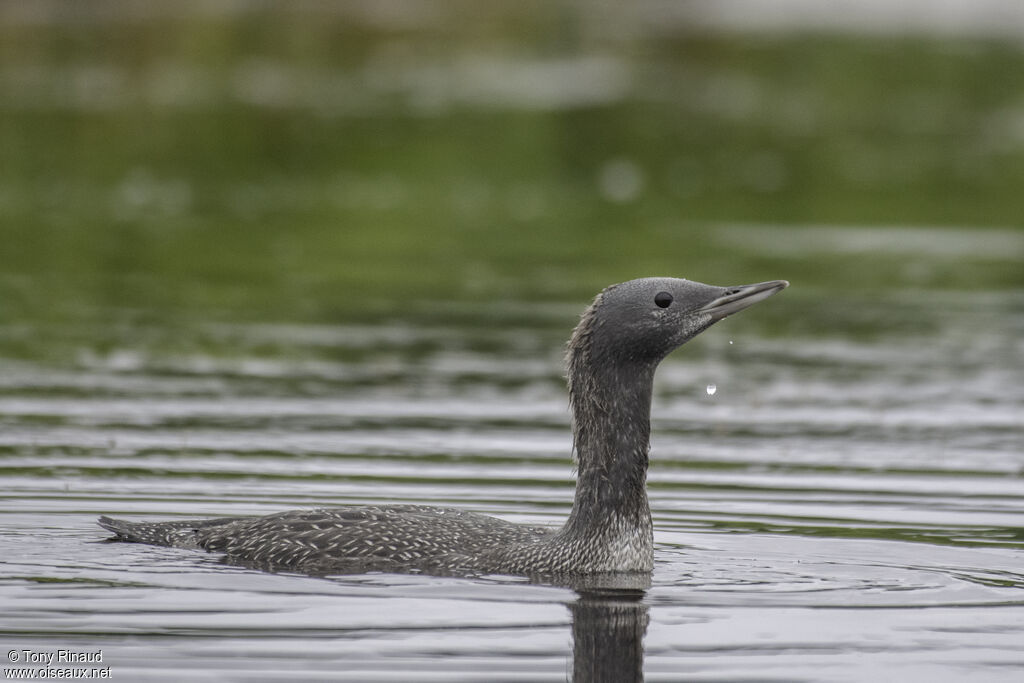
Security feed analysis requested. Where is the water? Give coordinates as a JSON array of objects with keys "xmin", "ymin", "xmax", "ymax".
[{"xmin": 2, "ymin": 284, "xmax": 1022, "ymax": 682}]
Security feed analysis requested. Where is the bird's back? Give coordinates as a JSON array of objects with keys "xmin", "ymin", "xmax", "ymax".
[{"xmin": 100, "ymin": 505, "xmax": 553, "ymax": 574}]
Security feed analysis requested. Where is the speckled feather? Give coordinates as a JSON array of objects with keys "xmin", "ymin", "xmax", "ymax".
[{"xmin": 102, "ymin": 506, "xmax": 554, "ymax": 573}]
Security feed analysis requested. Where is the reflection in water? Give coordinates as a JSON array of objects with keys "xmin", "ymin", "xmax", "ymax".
[
  {"xmin": 556, "ymin": 573, "xmax": 651, "ymax": 683},
  {"xmin": 570, "ymin": 590, "xmax": 649, "ymax": 683},
  {"xmin": 232, "ymin": 554, "xmax": 653, "ymax": 681}
]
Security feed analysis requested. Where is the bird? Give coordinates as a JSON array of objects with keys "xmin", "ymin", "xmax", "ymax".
[{"xmin": 99, "ymin": 277, "xmax": 788, "ymax": 576}]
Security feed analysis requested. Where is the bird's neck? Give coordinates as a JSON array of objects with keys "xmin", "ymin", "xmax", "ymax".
[{"xmin": 562, "ymin": 358, "xmax": 654, "ymax": 540}]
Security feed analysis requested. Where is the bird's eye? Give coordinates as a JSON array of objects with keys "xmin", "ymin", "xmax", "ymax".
[{"xmin": 654, "ymin": 291, "xmax": 673, "ymax": 308}]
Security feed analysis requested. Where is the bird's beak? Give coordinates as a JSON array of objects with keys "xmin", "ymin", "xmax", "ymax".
[{"xmin": 697, "ymin": 280, "xmax": 789, "ymax": 322}]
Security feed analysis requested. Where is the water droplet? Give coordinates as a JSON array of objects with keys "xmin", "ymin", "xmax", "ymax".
[{"xmin": 706, "ymin": 384, "xmax": 717, "ymax": 396}]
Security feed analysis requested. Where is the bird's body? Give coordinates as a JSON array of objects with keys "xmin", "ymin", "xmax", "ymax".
[
  {"xmin": 100, "ymin": 276, "xmax": 787, "ymax": 576},
  {"xmin": 99, "ymin": 503, "xmax": 646, "ymax": 575}
]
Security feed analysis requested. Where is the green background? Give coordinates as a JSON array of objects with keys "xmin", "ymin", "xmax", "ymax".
[{"xmin": 2, "ymin": 3, "xmax": 1022, "ymax": 339}]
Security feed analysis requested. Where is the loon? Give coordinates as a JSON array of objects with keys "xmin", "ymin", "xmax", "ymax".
[{"xmin": 99, "ymin": 277, "xmax": 787, "ymax": 576}]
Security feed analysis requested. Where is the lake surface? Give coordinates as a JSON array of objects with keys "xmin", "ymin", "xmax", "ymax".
[{"xmin": 2, "ymin": 269, "xmax": 1023, "ymax": 682}]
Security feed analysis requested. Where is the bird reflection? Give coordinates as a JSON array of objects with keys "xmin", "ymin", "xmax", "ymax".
[{"xmin": 552, "ymin": 572, "xmax": 651, "ymax": 683}]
